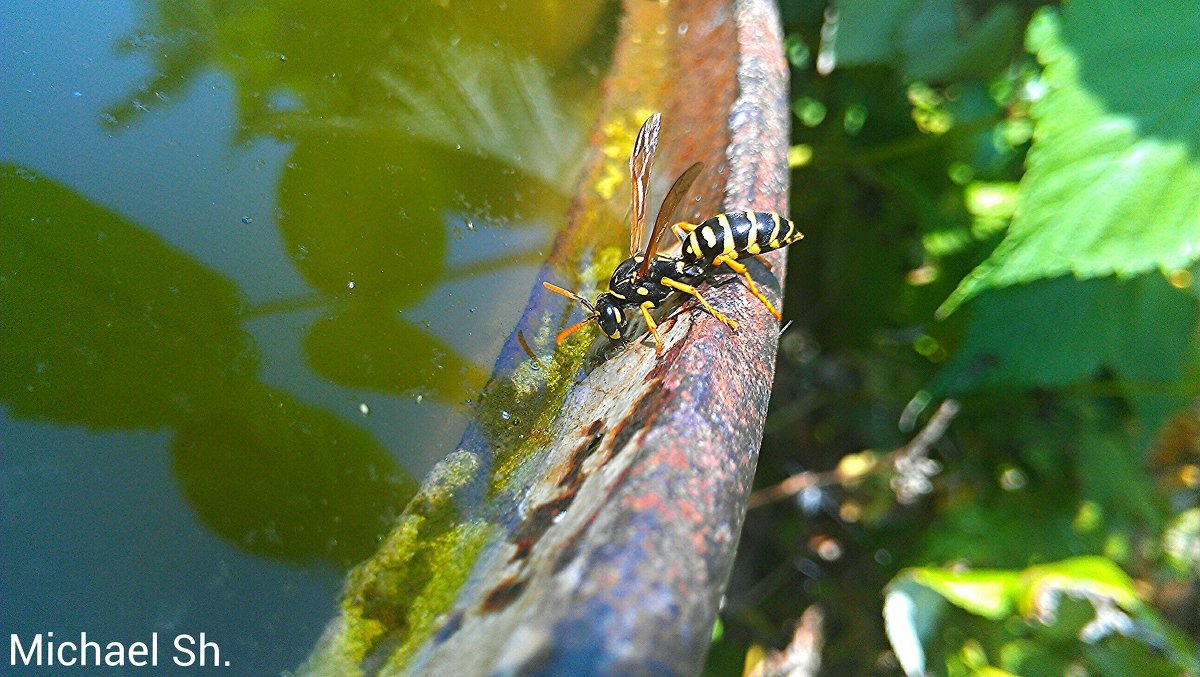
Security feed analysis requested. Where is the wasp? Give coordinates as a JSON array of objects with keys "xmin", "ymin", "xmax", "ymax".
[{"xmin": 544, "ymin": 113, "xmax": 803, "ymax": 355}]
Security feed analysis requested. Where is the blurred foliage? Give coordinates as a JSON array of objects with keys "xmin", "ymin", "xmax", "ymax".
[{"xmin": 713, "ymin": 1, "xmax": 1200, "ymax": 676}]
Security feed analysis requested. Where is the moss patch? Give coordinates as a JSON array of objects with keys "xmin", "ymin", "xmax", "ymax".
[{"xmin": 296, "ymin": 451, "xmax": 494, "ymax": 675}]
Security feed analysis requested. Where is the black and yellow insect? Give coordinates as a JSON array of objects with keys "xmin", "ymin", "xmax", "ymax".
[{"xmin": 544, "ymin": 113, "xmax": 803, "ymax": 354}]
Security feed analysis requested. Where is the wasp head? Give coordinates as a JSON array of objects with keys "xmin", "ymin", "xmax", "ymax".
[{"xmin": 592, "ymin": 294, "xmax": 628, "ymax": 340}]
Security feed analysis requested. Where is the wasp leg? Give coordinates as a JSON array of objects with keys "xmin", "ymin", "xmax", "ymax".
[
  {"xmin": 661, "ymin": 277, "xmax": 740, "ymax": 331},
  {"xmin": 671, "ymin": 221, "xmax": 700, "ymax": 241},
  {"xmin": 639, "ymin": 301, "xmax": 665, "ymax": 355},
  {"xmin": 714, "ymin": 255, "xmax": 781, "ymax": 320},
  {"xmin": 752, "ymin": 253, "xmax": 774, "ymax": 271}
]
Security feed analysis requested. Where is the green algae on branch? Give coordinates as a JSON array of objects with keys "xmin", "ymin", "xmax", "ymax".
[
  {"xmin": 297, "ymin": 451, "xmax": 493, "ymax": 676},
  {"xmin": 297, "ymin": 240, "xmax": 627, "ymax": 674},
  {"xmin": 481, "ymin": 244, "xmax": 628, "ymax": 494}
]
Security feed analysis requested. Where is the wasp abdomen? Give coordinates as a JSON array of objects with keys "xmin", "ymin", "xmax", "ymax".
[{"xmin": 682, "ymin": 211, "xmax": 802, "ymax": 264}]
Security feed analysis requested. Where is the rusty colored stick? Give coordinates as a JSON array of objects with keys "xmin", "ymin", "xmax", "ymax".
[{"xmin": 301, "ymin": 1, "xmax": 792, "ymax": 675}]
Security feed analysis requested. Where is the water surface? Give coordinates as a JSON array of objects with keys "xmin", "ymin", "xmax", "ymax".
[{"xmin": 1, "ymin": 0, "xmax": 612, "ymax": 671}]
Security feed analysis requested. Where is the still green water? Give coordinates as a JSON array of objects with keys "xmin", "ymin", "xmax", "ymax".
[{"xmin": 1, "ymin": 0, "xmax": 612, "ymax": 672}]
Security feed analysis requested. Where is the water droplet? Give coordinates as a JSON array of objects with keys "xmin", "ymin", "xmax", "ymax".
[
  {"xmin": 415, "ymin": 394, "xmax": 424, "ymax": 404},
  {"xmin": 500, "ymin": 410, "xmax": 512, "ymax": 421},
  {"xmin": 465, "ymin": 220, "xmax": 475, "ymax": 231},
  {"xmin": 678, "ymin": 23, "xmax": 689, "ymax": 35},
  {"xmin": 358, "ymin": 403, "xmax": 370, "ymax": 416},
  {"xmin": 455, "ymin": 143, "xmax": 462, "ymax": 150},
  {"xmin": 347, "ymin": 280, "xmax": 356, "ymax": 289},
  {"xmin": 241, "ymin": 215, "xmax": 253, "ymax": 224},
  {"xmin": 469, "ymin": 307, "xmax": 477, "ymax": 313},
  {"xmin": 72, "ymin": 90, "xmax": 82, "ymax": 97}
]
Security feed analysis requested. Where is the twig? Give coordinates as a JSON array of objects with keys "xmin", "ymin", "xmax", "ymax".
[
  {"xmin": 744, "ymin": 606, "xmax": 825, "ymax": 677},
  {"xmin": 748, "ymin": 399, "xmax": 960, "ymax": 509}
]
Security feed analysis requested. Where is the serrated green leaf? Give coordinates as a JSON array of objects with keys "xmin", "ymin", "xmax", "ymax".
[{"xmin": 941, "ymin": 5, "xmax": 1200, "ymax": 316}]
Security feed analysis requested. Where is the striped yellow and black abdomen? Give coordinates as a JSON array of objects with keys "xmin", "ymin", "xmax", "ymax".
[{"xmin": 682, "ymin": 211, "xmax": 802, "ymax": 265}]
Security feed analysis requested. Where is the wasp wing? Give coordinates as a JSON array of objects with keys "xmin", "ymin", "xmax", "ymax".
[
  {"xmin": 628, "ymin": 113, "xmax": 661, "ymax": 255},
  {"xmin": 637, "ymin": 161, "xmax": 703, "ymax": 280}
]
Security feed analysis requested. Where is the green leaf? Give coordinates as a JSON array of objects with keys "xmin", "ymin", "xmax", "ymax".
[
  {"xmin": 278, "ymin": 138, "xmax": 449, "ymax": 305},
  {"xmin": 1016, "ymin": 556, "xmax": 1140, "ymax": 618},
  {"xmin": 710, "ymin": 616, "xmax": 724, "ymax": 643},
  {"xmin": 883, "ymin": 579, "xmax": 949, "ymax": 677},
  {"xmin": 899, "ymin": 0, "xmax": 1019, "ymax": 82},
  {"xmin": 829, "ymin": 0, "xmax": 920, "ymax": 68},
  {"xmin": 831, "ymin": 0, "xmax": 1020, "ymax": 81},
  {"xmin": 1076, "ymin": 424, "xmax": 1161, "ymax": 527},
  {"xmin": 930, "ymin": 273, "xmax": 1197, "ymax": 394},
  {"xmin": 899, "ymin": 567, "xmax": 1021, "ymax": 620},
  {"xmin": 888, "ymin": 557, "xmax": 1200, "ymax": 677},
  {"xmin": 917, "ymin": 490, "xmax": 1096, "ymax": 567},
  {"xmin": 941, "ymin": 5, "xmax": 1200, "ymax": 315},
  {"xmin": 1162, "ymin": 508, "xmax": 1200, "ymax": 577}
]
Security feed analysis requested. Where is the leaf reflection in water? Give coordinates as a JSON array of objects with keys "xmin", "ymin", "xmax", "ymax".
[{"xmin": 0, "ymin": 165, "xmax": 415, "ymax": 567}]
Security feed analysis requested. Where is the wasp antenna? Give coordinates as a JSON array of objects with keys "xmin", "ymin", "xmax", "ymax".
[
  {"xmin": 556, "ymin": 316, "xmax": 596, "ymax": 345},
  {"xmin": 543, "ymin": 280, "xmax": 581, "ymax": 299},
  {"xmin": 542, "ymin": 281, "xmax": 593, "ymax": 308}
]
